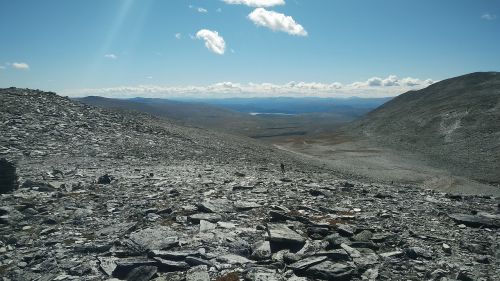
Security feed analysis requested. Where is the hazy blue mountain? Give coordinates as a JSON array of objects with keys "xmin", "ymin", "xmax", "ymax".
[
  {"xmin": 77, "ymin": 96, "xmax": 389, "ymax": 140},
  {"xmin": 173, "ymin": 97, "xmax": 391, "ymax": 115}
]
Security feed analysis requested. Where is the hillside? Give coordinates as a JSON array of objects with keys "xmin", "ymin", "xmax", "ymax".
[
  {"xmin": 0, "ymin": 88, "xmax": 499, "ymax": 280},
  {"xmin": 348, "ymin": 72, "xmax": 500, "ymax": 185}
]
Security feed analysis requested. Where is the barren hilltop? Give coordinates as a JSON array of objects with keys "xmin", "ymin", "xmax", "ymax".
[
  {"xmin": 348, "ymin": 72, "xmax": 500, "ymax": 185},
  {"xmin": 1, "ymin": 88, "xmax": 499, "ymax": 280}
]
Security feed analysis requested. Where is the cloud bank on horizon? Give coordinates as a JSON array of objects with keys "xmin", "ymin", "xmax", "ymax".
[{"xmin": 65, "ymin": 75, "xmax": 434, "ymax": 99}]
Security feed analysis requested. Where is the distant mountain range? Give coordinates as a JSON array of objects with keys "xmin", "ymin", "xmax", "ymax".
[
  {"xmin": 76, "ymin": 96, "xmax": 389, "ymax": 139},
  {"xmin": 348, "ymin": 72, "xmax": 500, "ymax": 184},
  {"xmin": 173, "ymin": 97, "xmax": 392, "ymax": 115}
]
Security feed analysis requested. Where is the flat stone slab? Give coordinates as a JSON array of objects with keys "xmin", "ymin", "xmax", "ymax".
[
  {"xmin": 186, "ymin": 265, "xmax": 210, "ymax": 281},
  {"xmin": 154, "ymin": 257, "xmax": 190, "ymax": 270},
  {"xmin": 125, "ymin": 266, "xmax": 157, "ymax": 281},
  {"xmin": 448, "ymin": 213, "xmax": 500, "ymax": 228},
  {"xmin": 112, "ymin": 258, "xmax": 158, "ymax": 279},
  {"xmin": 234, "ymin": 201, "xmax": 261, "ymax": 210},
  {"xmin": 267, "ymin": 224, "xmax": 306, "ymax": 244},
  {"xmin": 305, "ymin": 261, "xmax": 355, "ymax": 281},
  {"xmin": 217, "ymin": 254, "xmax": 254, "ymax": 265},
  {"xmin": 189, "ymin": 213, "xmax": 223, "ymax": 223},
  {"xmin": 129, "ymin": 226, "xmax": 179, "ymax": 251},
  {"xmin": 199, "ymin": 220, "xmax": 216, "ymax": 232},
  {"xmin": 197, "ymin": 199, "xmax": 232, "ymax": 213},
  {"xmin": 150, "ymin": 250, "xmax": 199, "ymax": 259},
  {"xmin": 289, "ymin": 256, "xmax": 327, "ymax": 271},
  {"xmin": 314, "ymin": 249, "xmax": 350, "ymax": 261}
]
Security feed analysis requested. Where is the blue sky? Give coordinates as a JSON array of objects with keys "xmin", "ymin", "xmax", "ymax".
[{"xmin": 0, "ymin": 0, "xmax": 499, "ymax": 98}]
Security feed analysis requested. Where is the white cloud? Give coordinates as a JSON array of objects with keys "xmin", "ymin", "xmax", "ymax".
[
  {"xmin": 12, "ymin": 62, "xmax": 30, "ymax": 70},
  {"xmin": 481, "ymin": 13, "xmax": 497, "ymax": 20},
  {"xmin": 175, "ymin": 33, "xmax": 182, "ymax": 39},
  {"xmin": 222, "ymin": 0, "xmax": 285, "ymax": 7},
  {"xmin": 104, "ymin": 54, "xmax": 118, "ymax": 59},
  {"xmin": 189, "ymin": 5, "xmax": 208, "ymax": 13},
  {"xmin": 196, "ymin": 29, "xmax": 226, "ymax": 55},
  {"xmin": 216, "ymin": 8, "xmax": 222, "ymax": 12},
  {"xmin": 0, "ymin": 65, "xmax": 5, "ymax": 70},
  {"xmin": 248, "ymin": 8, "xmax": 307, "ymax": 36},
  {"xmin": 65, "ymin": 75, "xmax": 435, "ymax": 99},
  {"xmin": 352, "ymin": 75, "xmax": 434, "ymax": 89}
]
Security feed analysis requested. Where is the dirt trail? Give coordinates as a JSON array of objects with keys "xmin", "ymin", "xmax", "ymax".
[{"xmin": 275, "ymin": 134, "xmax": 500, "ymax": 196}]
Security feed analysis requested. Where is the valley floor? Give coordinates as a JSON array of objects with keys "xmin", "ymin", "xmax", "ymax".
[{"xmin": 274, "ymin": 134, "xmax": 500, "ymax": 197}]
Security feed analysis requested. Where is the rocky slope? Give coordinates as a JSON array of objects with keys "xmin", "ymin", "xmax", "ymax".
[
  {"xmin": 0, "ymin": 88, "xmax": 499, "ymax": 281},
  {"xmin": 347, "ymin": 72, "xmax": 500, "ymax": 185}
]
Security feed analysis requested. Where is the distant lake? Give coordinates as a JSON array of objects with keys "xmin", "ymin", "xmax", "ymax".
[{"xmin": 249, "ymin": 112, "xmax": 297, "ymax": 116}]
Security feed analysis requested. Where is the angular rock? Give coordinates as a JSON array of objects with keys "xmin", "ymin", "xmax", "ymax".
[
  {"xmin": 267, "ymin": 224, "xmax": 305, "ymax": 246},
  {"xmin": 353, "ymin": 248, "xmax": 378, "ymax": 269},
  {"xmin": 251, "ymin": 241, "xmax": 272, "ymax": 260},
  {"xmin": 98, "ymin": 257, "xmax": 118, "ymax": 276},
  {"xmin": 352, "ymin": 230, "xmax": 373, "ymax": 242},
  {"xmin": 234, "ymin": 201, "xmax": 261, "ymax": 211},
  {"xmin": 405, "ymin": 247, "xmax": 432, "ymax": 260},
  {"xmin": 0, "ymin": 158, "xmax": 18, "ymax": 194},
  {"xmin": 197, "ymin": 199, "xmax": 231, "ymax": 213},
  {"xmin": 129, "ymin": 227, "xmax": 179, "ymax": 251},
  {"xmin": 199, "ymin": 220, "xmax": 216, "ymax": 232},
  {"xmin": 186, "ymin": 265, "xmax": 210, "ymax": 281},
  {"xmin": 185, "ymin": 256, "xmax": 214, "ymax": 267},
  {"xmin": 150, "ymin": 249, "xmax": 199, "ymax": 260},
  {"xmin": 305, "ymin": 261, "xmax": 355, "ymax": 280},
  {"xmin": 379, "ymin": 251, "xmax": 403, "ymax": 259},
  {"xmin": 246, "ymin": 267, "xmax": 281, "ymax": 281},
  {"xmin": 154, "ymin": 257, "xmax": 189, "ymax": 270},
  {"xmin": 113, "ymin": 258, "xmax": 158, "ymax": 279},
  {"xmin": 125, "ymin": 265, "xmax": 157, "ymax": 281},
  {"xmin": 340, "ymin": 243, "xmax": 361, "ymax": 258},
  {"xmin": 315, "ymin": 249, "xmax": 350, "ymax": 261},
  {"xmin": 97, "ymin": 174, "xmax": 112, "ymax": 184},
  {"xmin": 217, "ymin": 254, "xmax": 254, "ymax": 265},
  {"xmin": 189, "ymin": 213, "xmax": 222, "ymax": 223},
  {"xmin": 448, "ymin": 213, "xmax": 500, "ymax": 228},
  {"xmin": 337, "ymin": 224, "xmax": 356, "ymax": 237},
  {"xmin": 288, "ymin": 256, "xmax": 327, "ymax": 271},
  {"xmin": 21, "ymin": 179, "xmax": 55, "ymax": 192}
]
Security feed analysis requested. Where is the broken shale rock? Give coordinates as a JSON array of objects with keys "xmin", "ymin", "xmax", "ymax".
[{"xmin": 0, "ymin": 158, "xmax": 18, "ymax": 193}]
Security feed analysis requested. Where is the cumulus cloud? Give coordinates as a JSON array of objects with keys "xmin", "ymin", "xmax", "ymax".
[
  {"xmin": 175, "ymin": 33, "xmax": 182, "ymax": 39},
  {"xmin": 65, "ymin": 75, "xmax": 435, "ymax": 99},
  {"xmin": 248, "ymin": 8, "xmax": 307, "ymax": 36},
  {"xmin": 222, "ymin": 0, "xmax": 285, "ymax": 7},
  {"xmin": 189, "ymin": 5, "xmax": 208, "ymax": 13},
  {"xmin": 196, "ymin": 29, "xmax": 226, "ymax": 55},
  {"xmin": 481, "ymin": 13, "xmax": 497, "ymax": 20},
  {"xmin": 104, "ymin": 54, "xmax": 117, "ymax": 59},
  {"xmin": 352, "ymin": 75, "xmax": 434, "ymax": 89},
  {"xmin": 12, "ymin": 62, "xmax": 30, "ymax": 70}
]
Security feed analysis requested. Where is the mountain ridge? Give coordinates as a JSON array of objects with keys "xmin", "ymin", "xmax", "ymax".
[{"xmin": 347, "ymin": 72, "xmax": 500, "ymax": 184}]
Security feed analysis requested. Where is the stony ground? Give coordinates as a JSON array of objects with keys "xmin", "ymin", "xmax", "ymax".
[{"xmin": 1, "ymin": 88, "xmax": 499, "ymax": 281}]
